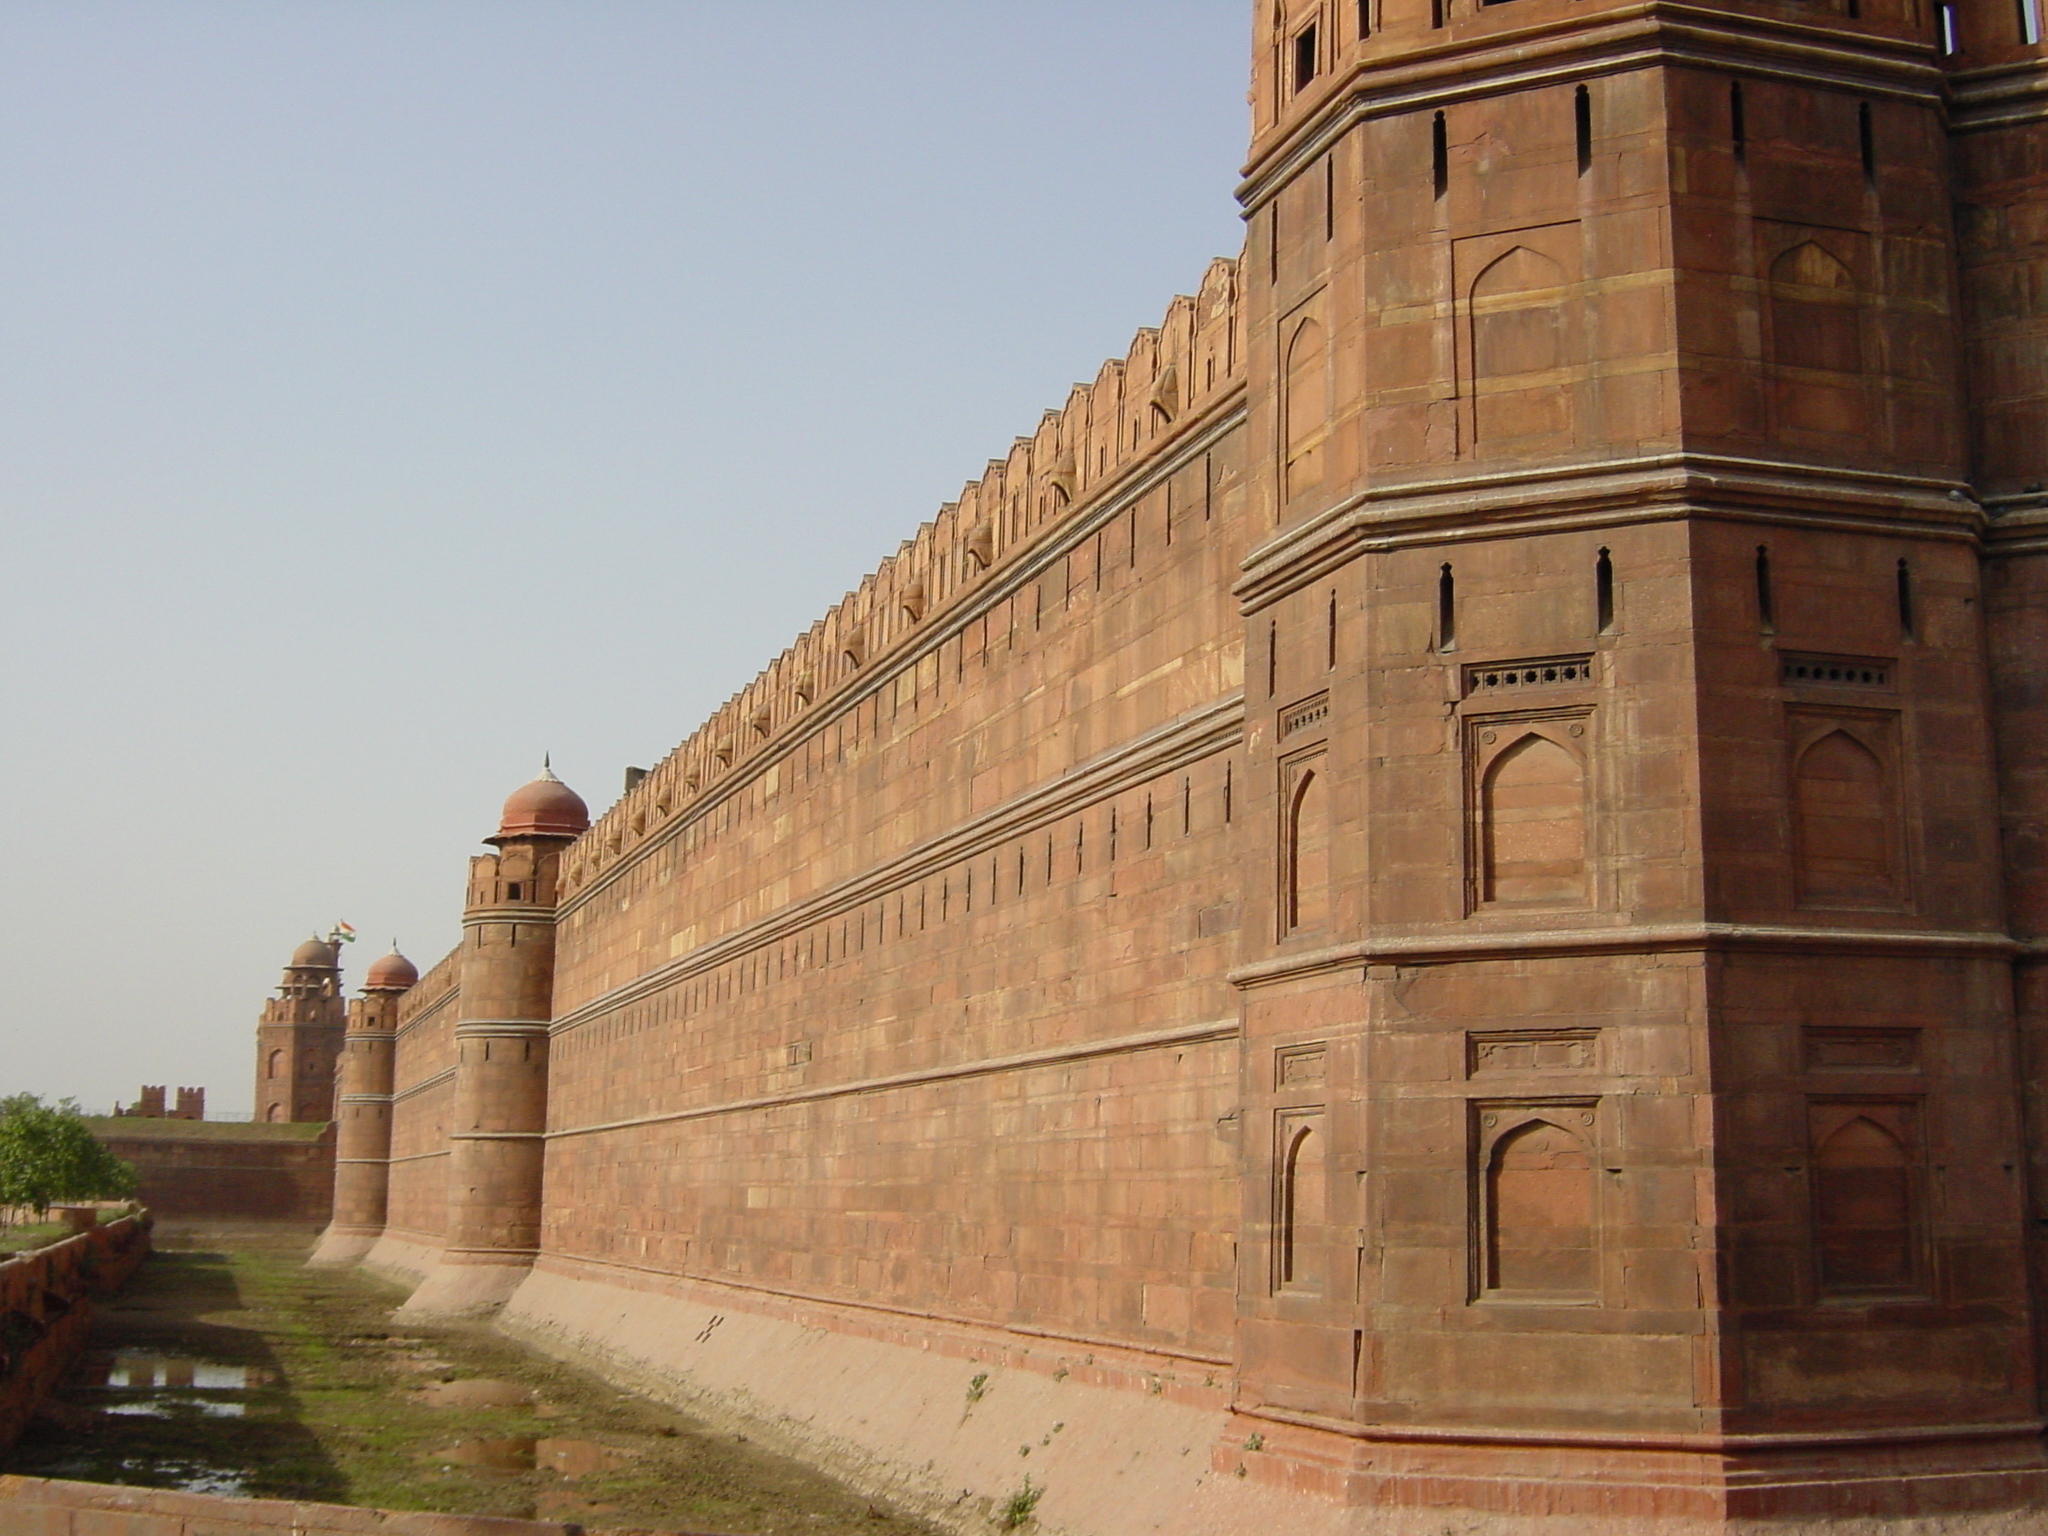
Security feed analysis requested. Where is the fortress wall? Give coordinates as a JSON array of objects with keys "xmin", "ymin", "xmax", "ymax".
[
  {"xmin": 530, "ymin": 263, "xmax": 1253, "ymax": 1367},
  {"xmin": 371, "ymin": 948, "xmax": 461, "ymax": 1279}
]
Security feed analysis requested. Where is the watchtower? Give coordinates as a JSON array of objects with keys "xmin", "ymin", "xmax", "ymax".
[
  {"xmin": 253, "ymin": 937, "xmax": 347, "ymax": 1125},
  {"xmin": 1228, "ymin": 0, "xmax": 2048, "ymax": 1520}
]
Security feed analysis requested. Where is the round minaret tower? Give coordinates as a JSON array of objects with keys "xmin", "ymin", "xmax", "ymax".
[
  {"xmin": 401, "ymin": 766, "xmax": 588, "ymax": 1316},
  {"xmin": 309, "ymin": 946, "xmax": 417, "ymax": 1266},
  {"xmin": 252, "ymin": 937, "xmax": 347, "ymax": 1125}
]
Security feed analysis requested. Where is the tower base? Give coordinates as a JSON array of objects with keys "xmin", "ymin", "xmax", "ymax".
[
  {"xmin": 395, "ymin": 1252, "xmax": 534, "ymax": 1318},
  {"xmin": 305, "ymin": 1226, "xmax": 381, "ymax": 1267}
]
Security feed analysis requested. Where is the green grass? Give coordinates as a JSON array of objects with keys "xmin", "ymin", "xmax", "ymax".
[
  {"xmin": 0, "ymin": 1222, "xmax": 70, "ymax": 1257},
  {"xmin": 6, "ymin": 1222, "xmax": 939, "ymax": 1535}
]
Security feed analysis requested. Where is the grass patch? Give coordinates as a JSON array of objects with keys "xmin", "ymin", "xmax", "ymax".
[{"xmin": 6, "ymin": 1221, "xmax": 938, "ymax": 1535}]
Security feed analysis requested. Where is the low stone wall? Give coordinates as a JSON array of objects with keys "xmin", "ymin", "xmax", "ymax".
[
  {"xmin": 0, "ymin": 1213, "xmax": 152, "ymax": 1452},
  {"xmin": 84, "ymin": 1120, "xmax": 334, "ymax": 1222},
  {"xmin": 0, "ymin": 1477, "xmax": 614, "ymax": 1535}
]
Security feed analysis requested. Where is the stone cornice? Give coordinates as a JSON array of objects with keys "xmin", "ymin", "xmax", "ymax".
[
  {"xmin": 558, "ymin": 386, "xmax": 1250, "ymax": 919},
  {"xmin": 1240, "ymin": 3, "xmax": 1941, "ymax": 211},
  {"xmin": 1235, "ymin": 454, "xmax": 1982, "ymax": 612},
  {"xmin": 548, "ymin": 1018, "xmax": 1238, "ymax": 1141},
  {"xmin": 391, "ymin": 1067, "xmax": 456, "ymax": 1105},
  {"xmin": 1946, "ymin": 56, "xmax": 2048, "ymax": 131},
  {"xmin": 1230, "ymin": 920, "xmax": 2018, "ymax": 987},
  {"xmin": 550, "ymin": 694, "xmax": 1246, "ymax": 1034}
]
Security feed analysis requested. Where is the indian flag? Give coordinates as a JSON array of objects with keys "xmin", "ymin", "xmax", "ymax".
[{"xmin": 331, "ymin": 922, "xmax": 357, "ymax": 944}]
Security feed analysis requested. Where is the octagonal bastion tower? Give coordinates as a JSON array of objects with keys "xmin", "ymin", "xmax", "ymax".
[{"xmin": 303, "ymin": 0, "xmax": 2048, "ymax": 1529}]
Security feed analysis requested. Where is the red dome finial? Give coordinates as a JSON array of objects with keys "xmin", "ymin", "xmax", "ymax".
[
  {"xmin": 363, "ymin": 947, "xmax": 420, "ymax": 992},
  {"xmin": 491, "ymin": 761, "xmax": 590, "ymax": 843}
]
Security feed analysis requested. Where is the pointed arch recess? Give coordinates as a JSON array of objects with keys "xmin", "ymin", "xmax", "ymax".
[
  {"xmin": 1481, "ymin": 731, "xmax": 1588, "ymax": 905},
  {"xmin": 1276, "ymin": 1110, "xmax": 1328, "ymax": 1293},
  {"xmin": 1284, "ymin": 758, "xmax": 1332, "ymax": 933},
  {"xmin": 1284, "ymin": 316, "xmax": 1329, "ymax": 499},
  {"xmin": 1793, "ymin": 726, "xmax": 1895, "ymax": 907},
  {"xmin": 1811, "ymin": 1107, "xmax": 1917, "ymax": 1294},
  {"xmin": 1484, "ymin": 1115, "xmax": 1597, "ymax": 1297},
  {"xmin": 1470, "ymin": 245, "xmax": 1574, "ymax": 447}
]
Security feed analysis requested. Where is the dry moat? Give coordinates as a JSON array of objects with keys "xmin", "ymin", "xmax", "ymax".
[{"xmin": 5, "ymin": 1222, "xmax": 939, "ymax": 1535}]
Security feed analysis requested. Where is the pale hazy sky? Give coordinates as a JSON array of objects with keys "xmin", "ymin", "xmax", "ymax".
[{"xmin": 0, "ymin": 2, "xmax": 1251, "ymax": 1114}]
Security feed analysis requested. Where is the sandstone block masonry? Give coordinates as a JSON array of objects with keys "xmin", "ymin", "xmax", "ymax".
[{"xmin": 293, "ymin": 0, "xmax": 2048, "ymax": 1531}]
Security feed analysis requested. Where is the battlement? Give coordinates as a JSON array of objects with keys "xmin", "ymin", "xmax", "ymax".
[{"xmin": 561, "ymin": 257, "xmax": 1244, "ymax": 898}]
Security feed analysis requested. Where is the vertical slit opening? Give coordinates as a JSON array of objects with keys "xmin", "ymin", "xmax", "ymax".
[
  {"xmin": 1327, "ymin": 590, "xmax": 1339, "ymax": 669},
  {"xmin": 2021, "ymin": 0, "xmax": 2042, "ymax": 46},
  {"xmin": 1432, "ymin": 112, "xmax": 1449, "ymax": 198},
  {"xmin": 1359, "ymin": 0, "xmax": 1373, "ymax": 38},
  {"xmin": 1897, "ymin": 558, "xmax": 1916, "ymax": 640},
  {"xmin": 1595, "ymin": 548, "xmax": 1615, "ymax": 634},
  {"xmin": 1756, "ymin": 546, "xmax": 1776, "ymax": 635},
  {"xmin": 1939, "ymin": 3, "xmax": 1959, "ymax": 53},
  {"xmin": 1431, "ymin": 0, "xmax": 1446, "ymax": 27},
  {"xmin": 1730, "ymin": 80, "xmax": 1746, "ymax": 164},
  {"xmin": 1268, "ymin": 619, "xmax": 1279, "ymax": 696},
  {"xmin": 1574, "ymin": 85, "xmax": 1593, "ymax": 176},
  {"xmin": 1438, "ymin": 564, "xmax": 1458, "ymax": 652},
  {"xmin": 1325, "ymin": 155, "xmax": 1336, "ymax": 240},
  {"xmin": 1858, "ymin": 102, "xmax": 1875, "ymax": 180}
]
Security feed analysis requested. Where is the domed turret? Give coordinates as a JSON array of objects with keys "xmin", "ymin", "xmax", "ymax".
[
  {"xmin": 363, "ymin": 948, "xmax": 419, "ymax": 992},
  {"xmin": 491, "ymin": 763, "xmax": 590, "ymax": 843},
  {"xmin": 288, "ymin": 936, "xmax": 339, "ymax": 970}
]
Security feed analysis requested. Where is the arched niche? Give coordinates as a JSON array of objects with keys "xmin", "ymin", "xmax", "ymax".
[
  {"xmin": 1283, "ymin": 316, "xmax": 1328, "ymax": 500},
  {"xmin": 1792, "ymin": 724, "xmax": 1898, "ymax": 908},
  {"xmin": 1284, "ymin": 756, "xmax": 1331, "ymax": 934},
  {"xmin": 1469, "ymin": 244, "xmax": 1575, "ymax": 449},
  {"xmin": 1483, "ymin": 1113, "xmax": 1598, "ymax": 1298},
  {"xmin": 1811, "ymin": 1105, "xmax": 1918, "ymax": 1295},
  {"xmin": 1478, "ymin": 728, "xmax": 1589, "ymax": 906}
]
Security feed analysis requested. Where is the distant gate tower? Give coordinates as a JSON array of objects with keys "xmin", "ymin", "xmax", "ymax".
[{"xmin": 253, "ymin": 937, "xmax": 347, "ymax": 1124}]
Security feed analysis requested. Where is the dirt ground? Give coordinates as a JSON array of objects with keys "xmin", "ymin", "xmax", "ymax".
[{"xmin": 4, "ymin": 1221, "xmax": 942, "ymax": 1535}]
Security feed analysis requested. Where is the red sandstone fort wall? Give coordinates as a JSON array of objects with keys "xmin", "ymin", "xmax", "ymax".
[
  {"xmin": 535, "ymin": 267, "xmax": 1253, "ymax": 1360},
  {"xmin": 376, "ymin": 950, "xmax": 462, "ymax": 1274}
]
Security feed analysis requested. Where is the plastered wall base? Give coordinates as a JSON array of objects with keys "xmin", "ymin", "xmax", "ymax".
[
  {"xmin": 305, "ymin": 1227, "xmax": 379, "ymax": 1267},
  {"xmin": 398, "ymin": 1256, "xmax": 533, "ymax": 1319},
  {"xmin": 492, "ymin": 1259, "xmax": 2048, "ymax": 1536},
  {"xmin": 360, "ymin": 1230, "xmax": 439, "ymax": 1292},
  {"xmin": 496, "ymin": 1257, "xmax": 1232, "ymax": 1536}
]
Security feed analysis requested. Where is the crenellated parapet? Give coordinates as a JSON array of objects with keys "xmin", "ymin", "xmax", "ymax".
[{"xmin": 561, "ymin": 258, "xmax": 1243, "ymax": 895}]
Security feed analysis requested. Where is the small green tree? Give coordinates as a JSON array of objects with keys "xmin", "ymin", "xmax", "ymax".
[{"xmin": 0, "ymin": 1094, "xmax": 137, "ymax": 1227}]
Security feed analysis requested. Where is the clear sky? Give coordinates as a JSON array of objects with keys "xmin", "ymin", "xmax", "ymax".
[{"xmin": 0, "ymin": 2, "xmax": 1252, "ymax": 1115}]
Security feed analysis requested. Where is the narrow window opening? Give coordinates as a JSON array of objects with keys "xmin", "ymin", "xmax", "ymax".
[
  {"xmin": 1731, "ymin": 80, "xmax": 1747, "ymax": 164},
  {"xmin": 1225, "ymin": 761, "xmax": 1235, "ymax": 824},
  {"xmin": 2022, "ymin": 0, "xmax": 2043, "ymax": 45},
  {"xmin": 1848, "ymin": 0, "xmax": 1861, "ymax": 16},
  {"xmin": 1324, "ymin": 155, "xmax": 1336, "ymax": 240},
  {"xmin": 505, "ymin": 882, "xmax": 523, "ymax": 902},
  {"xmin": 1858, "ymin": 102, "xmax": 1875, "ymax": 180},
  {"xmin": 1897, "ymin": 558, "xmax": 1916, "ymax": 640},
  {"xmin": 1756, "ymin": 546, "xmax": 1776, "ymax": 634},
  {"xmin": 1359, "ymin": 0, "xmax": 1373, "ymax": 37},
  {"xmin": 1327, "ymin": 590, "xmax": 1339, "ymax": 669},
  {"xmin": 1432, "ymin": 112, "xmax": 1449, "ymax": 198},
  {"xmin": 1293, "ymin": 25, "xmax": 1319, "ymax": 92},
  {"xmin": 1430, "ymin": 0, "xmax": 1445, "ymax": 26},
  {"xmin": 1268, "ymin": 619, "xmax": 1280, "ymax": 696},
  {"xmin": 1595, "ymin": 547, "xmax": 1615, "ymax": 634},
  {"xmin": 1939, "ymin": 2, "xmax": 1959, "ymax": 52},
  {"xmin": 1574, "ymin": 85, "xmax": 1593, "ymax": 176},
  {"xmin": 1437, "ymin": 564, "xmax": 1458, "ymax": 652}
]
